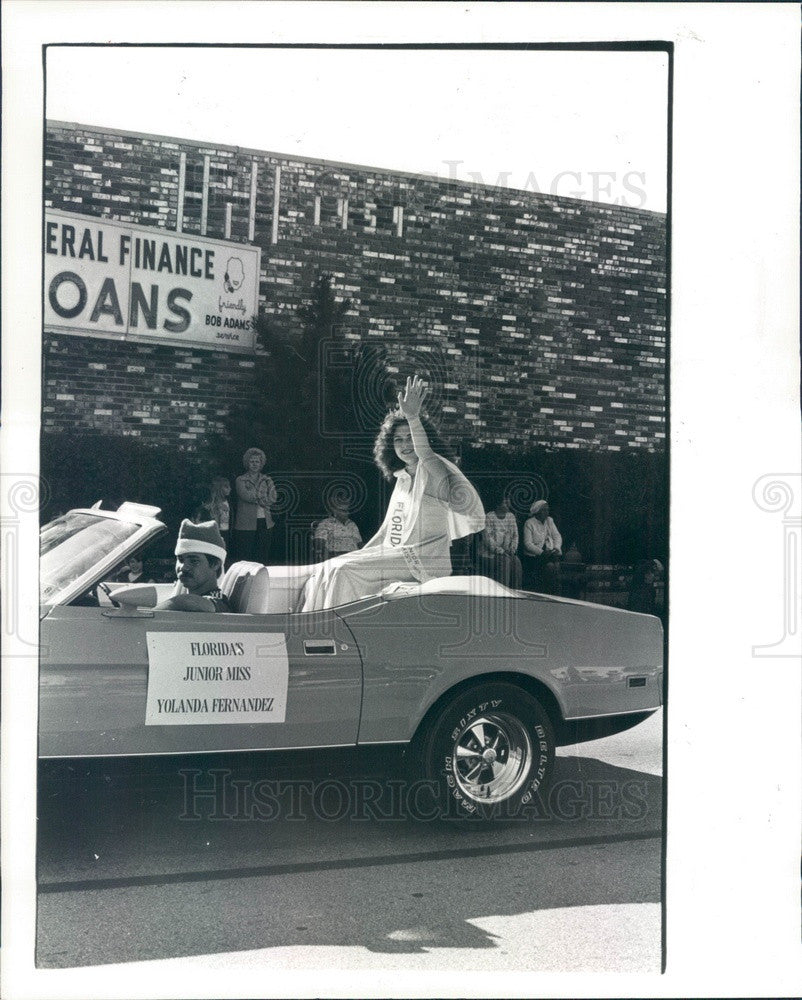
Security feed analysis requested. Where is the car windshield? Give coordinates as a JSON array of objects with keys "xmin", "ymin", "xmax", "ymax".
[{"xmin": 40, "ymin": 512, "xmax": 140, "ymax": 603}]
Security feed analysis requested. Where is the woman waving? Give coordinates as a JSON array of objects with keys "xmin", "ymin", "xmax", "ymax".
[{"xmin": 299, "ymin": 375, "xmax": 485, "ymax": 611}]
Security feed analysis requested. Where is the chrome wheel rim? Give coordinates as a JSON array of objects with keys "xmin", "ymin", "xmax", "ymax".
[{"xmin": 452, "ymin": 712, "xmax": 533, "ymax": 804}]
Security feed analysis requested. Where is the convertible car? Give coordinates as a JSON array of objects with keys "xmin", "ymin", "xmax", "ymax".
[{"xmin": 40, "ymin": 503, "xmax": 664, "ymax": 819}]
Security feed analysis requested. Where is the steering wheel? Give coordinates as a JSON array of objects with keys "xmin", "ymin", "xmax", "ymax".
[{"xmin": 97, "ymin": 581, "xmax": 121, "ymax": 608}]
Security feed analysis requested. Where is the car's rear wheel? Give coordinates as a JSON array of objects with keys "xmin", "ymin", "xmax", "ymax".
[{"xmin": 420, "ymin": 682, "xmax": 556, "ymax": 820}]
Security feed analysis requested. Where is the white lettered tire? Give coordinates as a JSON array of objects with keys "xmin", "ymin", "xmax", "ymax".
[{"xmin": 421, "ymin": 682, "xmax": 556, "ymax": 820}]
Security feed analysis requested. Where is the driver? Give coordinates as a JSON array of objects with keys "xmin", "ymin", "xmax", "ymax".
[{"xmin": 155, "ymin": 519, "xmax": 231, "ymax": 613}]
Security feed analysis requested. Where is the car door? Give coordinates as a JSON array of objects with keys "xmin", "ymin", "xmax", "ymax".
[{"xmin": 39, "ymin": 604, "xmax": 363, "ymax": 758}]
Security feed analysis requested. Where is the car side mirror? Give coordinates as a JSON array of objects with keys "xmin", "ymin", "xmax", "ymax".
[{"xmin": 112, "ymin": 584, "xmax": 159, "ymax": 608}]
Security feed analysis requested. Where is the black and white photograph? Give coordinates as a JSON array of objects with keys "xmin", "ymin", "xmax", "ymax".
[{"xmin": 2, "ymin": 3, "xmax": 800, "ymax": 999}]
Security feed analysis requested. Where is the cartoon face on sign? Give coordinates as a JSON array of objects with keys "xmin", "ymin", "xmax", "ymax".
[{"xmin": 224, "ymin": 257, "xmax": 244, "ymax": 293}]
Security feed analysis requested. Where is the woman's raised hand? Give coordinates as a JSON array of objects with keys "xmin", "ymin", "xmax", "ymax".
[{"xmin": 397, "ymin": 374, "xmax": 429, "ymax": 419}]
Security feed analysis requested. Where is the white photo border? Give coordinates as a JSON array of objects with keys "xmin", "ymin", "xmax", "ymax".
[{"xmin": 2, "ymin": 3, "xmax": 800, "ymax": 998}]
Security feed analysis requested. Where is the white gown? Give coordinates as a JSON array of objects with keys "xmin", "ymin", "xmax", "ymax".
[{"xmin": 299, "ymin": 444, "xmax": 484, "ymax": 612}]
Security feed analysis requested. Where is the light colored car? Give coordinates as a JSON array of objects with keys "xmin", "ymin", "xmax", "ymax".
[{"xmin": 39, "ymin": 503, "xmax": 664, "ymax": 819}]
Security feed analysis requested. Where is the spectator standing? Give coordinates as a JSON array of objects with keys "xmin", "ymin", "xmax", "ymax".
[
  {"xmin": 523, "ymin": 500, "xmax": 563, "ymax": 593},
  {"xmin": 118, "ymin": 554, "xmax": 153, "ymax": 585},
  {"xmin": 195, "ymin": 476, "xmax": 232, "ymax": 555},
  {"xmin": 233, "ymin": 448, "xmax": 277, "ymax": 564},
  {"xmin": 561, "ymin": 541, "xmax": 586, "ymax": 599},
  {"xmin": 628, "ymin": 558, "xmax": 663, "ymax": 615},
  {"xmin": 476, "ymin": 497, "xmax": 523, "ymax": 589},
  {"xmin": 313, "ymin": 500, "xmax": 363, "ymax": 561}
]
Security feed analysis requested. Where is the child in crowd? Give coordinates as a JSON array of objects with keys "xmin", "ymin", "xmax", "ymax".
[
  {"xmin": 115, "ymin": 553, "xmax": 153, "ymax": 584},
  {"xmin": 313, "ymin": 500, "xmax": 363, "ymax": 561}
]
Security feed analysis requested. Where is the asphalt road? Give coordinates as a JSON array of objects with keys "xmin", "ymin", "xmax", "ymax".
[{"xmin": 36, "ymin": 709, "xmax": 663, "ymax": 972}]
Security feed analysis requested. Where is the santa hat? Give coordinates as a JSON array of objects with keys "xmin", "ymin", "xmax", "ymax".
[{"xmin": 175, "ymin": 519, "xmax": 227, "ymax": 562}]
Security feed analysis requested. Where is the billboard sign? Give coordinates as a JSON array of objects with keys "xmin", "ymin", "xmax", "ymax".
[{"xmin": 44, "ymin": 210, "xmax": 261, "ymax": 351}]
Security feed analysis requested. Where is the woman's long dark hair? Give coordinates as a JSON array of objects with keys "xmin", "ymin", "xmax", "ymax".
[{"xmin": 373, "ymin": 410, "xmax": 454, "ymax": 482}]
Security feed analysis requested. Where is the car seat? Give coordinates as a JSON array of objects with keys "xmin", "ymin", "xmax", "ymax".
[{"xmin": 219, "ymin": 561, "xmax": 268, "ymax": 614}]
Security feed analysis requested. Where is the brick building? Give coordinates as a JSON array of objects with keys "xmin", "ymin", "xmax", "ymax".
[{"xmin": 43, "ymin": 120, "xmax": 666, "ymax": 456}]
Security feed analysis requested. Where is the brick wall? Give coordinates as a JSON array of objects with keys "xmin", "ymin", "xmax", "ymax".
[
  {"xmin": 42, "ymin": 335, "xmax": 257, "ymax": 446},
  {"xmin": 44, "ymin": 121, "xmax": 666, "ymax": 454}
]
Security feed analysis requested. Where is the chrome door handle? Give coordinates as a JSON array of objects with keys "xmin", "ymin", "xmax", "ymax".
[
  {"xmin": 303, "ymin": 640, "xmax": 336, "ymax": 655},
  {"xmin": 102, "ymin": 609, "xmax": 155, "ymax": 618}
]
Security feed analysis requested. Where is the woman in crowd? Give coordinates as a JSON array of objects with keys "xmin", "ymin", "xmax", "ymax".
[
  {"xmin": 476, "ymin": 494, "xmax": 523, "ymax": 589},
  {"xmin": 522, "ymin": 499, "xmax": 562, "ymax": 593},
  {"xmin": 195, "ymin": 476, "xmax": 232, "ymax": 556},
  {"xmin": 233, "ymin": 447, "xmax": 277, "ymax": 564},
  {"xmin": 299, "ymin": 375, "xmax": 485, "ymax": 612}
]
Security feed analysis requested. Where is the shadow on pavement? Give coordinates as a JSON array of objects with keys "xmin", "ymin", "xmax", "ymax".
[{"xmin": 37, "ymin": 748, "xmax": 662, "ymax": 967}]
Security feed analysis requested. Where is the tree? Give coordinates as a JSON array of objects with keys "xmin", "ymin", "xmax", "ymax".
[
  {"xmin": 294, "ymin": 273, "xmax": 354, "ymax": 446},
  {"xmin": 222, "ymin": 272, "xmax": 354, "ymax": 472}
]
